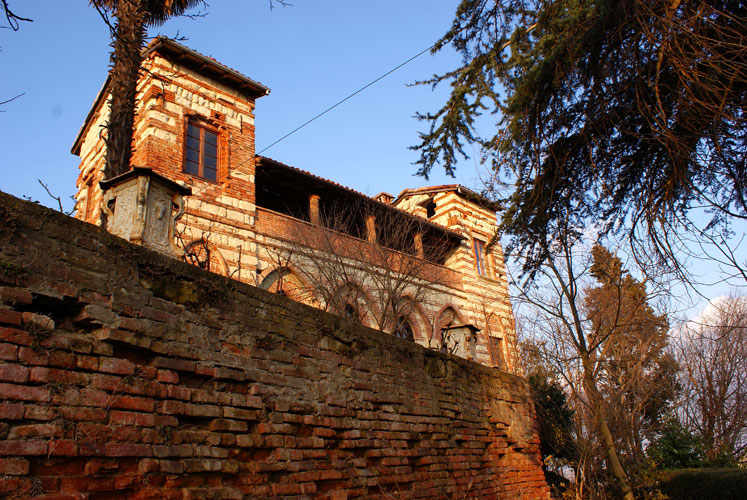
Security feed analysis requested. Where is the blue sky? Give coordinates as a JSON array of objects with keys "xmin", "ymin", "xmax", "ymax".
[
  {"xmin": 1, "ymin": 1, "xmax": 743, "ymax": 313},
  {"xmin": 1, "ymin": 0, "xmax": 477, "ymax": 209}
]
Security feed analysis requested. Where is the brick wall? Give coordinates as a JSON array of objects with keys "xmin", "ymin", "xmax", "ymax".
[{"xmin": 0, "ymin": 192, "xmax": 549, "ymax": 499}]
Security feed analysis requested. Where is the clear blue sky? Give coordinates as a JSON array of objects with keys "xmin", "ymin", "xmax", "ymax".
[
  {"xmin": 1, "ymin": 0, "xmax": 477, "ymax": 209},
  {"xmin": 1, "ymin": 1, "xmax": 743, "ymax": 312}
]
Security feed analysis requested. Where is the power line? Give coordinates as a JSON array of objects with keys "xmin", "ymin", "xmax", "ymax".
[{"xmin": 257, "ymin": 42, "xmax": 440, "ymax": 156}]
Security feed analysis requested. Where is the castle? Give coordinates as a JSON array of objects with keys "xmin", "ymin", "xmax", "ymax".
[{"xmin": 72, "ymin": 37, "xmax": 517, "ymax": 371}]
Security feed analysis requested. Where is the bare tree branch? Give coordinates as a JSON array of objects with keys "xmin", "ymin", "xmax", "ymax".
[{"xmin": 1, "ymin": 0, "xmax": 32, "ymax": 31}]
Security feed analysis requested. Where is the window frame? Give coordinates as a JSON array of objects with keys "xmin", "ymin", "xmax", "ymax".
[
  {"xmin": 473, "ymin": 238, "xmax": 486, "ymax": 276},
  {"xmin": 184, "ymin": 119, "xmax": 220, "ymax": 182},
  {"xmin": 395, "ymin": 316, "xmax": 415, "ymax": 341}
]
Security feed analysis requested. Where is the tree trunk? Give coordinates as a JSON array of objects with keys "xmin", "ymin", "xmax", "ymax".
[
  {"xmin": 105, "ymin": 0, "xmax": 146, "ymax": 179},
  {"xmin": 581, "ymin": 356, "xmax": 636, "ymax": 500}
]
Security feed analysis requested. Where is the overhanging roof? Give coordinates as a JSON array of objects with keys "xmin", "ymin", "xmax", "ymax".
[
  {"xmin": 394, "ymin": 185, "xmax": 504, "ymax": 212},
  {"xmin": 71, "ymin": 37, "xmax": 270, "ymax": 156},
  {"xmin": 256, "ymin": 156, "xmax": 465, "ymax": 243},
  {"xmin": 143, "ymin": 36, "xmax": 270, "ymax": 98}
]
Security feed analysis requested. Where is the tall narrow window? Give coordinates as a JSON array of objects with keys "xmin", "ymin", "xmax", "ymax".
[
  {"xmin": 473, "ymin": 239, "xmax": 485, "ymax": 275},
  {"xmin": 185, "ymin": 121, "xmax": 218, "ymax": 182},
  {"xmin": 395, "ymin": 316, "xmax": 415, "ymax": 341}
]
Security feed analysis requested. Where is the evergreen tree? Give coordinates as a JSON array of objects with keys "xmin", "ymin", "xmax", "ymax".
[
  {"xmin": 516, "ymin": 242, "xmax": 674, "ymax": 499},
  {"xmin": 585, "ymin": 245, "xmax": 676, "ymax": 467},
  {"xmin": 415, "ymin": 1, "xmax": 746, "ymax": 279},
  {"xmin": 647, "ymin": 416, "xmax": 706, "ymax": 469}
]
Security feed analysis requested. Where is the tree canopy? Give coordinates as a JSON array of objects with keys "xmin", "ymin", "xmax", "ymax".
[{"xmin": 415, "ymin": 0, "xmax": 747, "ymax": 278}]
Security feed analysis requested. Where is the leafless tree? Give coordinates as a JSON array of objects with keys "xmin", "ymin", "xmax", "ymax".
[
  {"xmin": 261, "ymin": 201, "xmax": 457, "ymax": 340},
  {"xmin": 513, "ymin": 236, "xmax": 675, "ymax": 500},
  {"xmin": 675, "ymin": 293, "xmax": 747, "ymax": 464},
  {"xmin": 1, "ymin": 0, "xmax": 31, "ymax": 30}
]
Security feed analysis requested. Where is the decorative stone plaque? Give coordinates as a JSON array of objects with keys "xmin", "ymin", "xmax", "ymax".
[
  {"xmin": 442, "ymin": 323, "xmax": 481, "ymax": 360},
  {"xmin": 100, "ymin": 167, "xmax": 191, "ymax": 257}
]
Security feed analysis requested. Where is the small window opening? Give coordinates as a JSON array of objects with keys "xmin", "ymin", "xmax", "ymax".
[
  {"xmin": 344, "ymin": 303, "xmax": 360, "ymax": 322},
  {"xmin": 473, "ymin": 239, "xmax": 486, "ymax": 275},
  {"xmin": 185, "ymin": 121, "xmax": 218, "ymax": 182},
  {"xmin": 425, "ymin": 199, "xmax": 436, "ymax": 218}
]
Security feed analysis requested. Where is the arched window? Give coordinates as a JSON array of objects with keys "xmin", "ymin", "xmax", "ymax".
[
  {"xmin": 182, "ymin": 239, "xmax": 227, "ymax": 275},
  {"xmin": 394, "ymin": 316, "xmax": 415, "ymax": 341},
  {"xmin": 435, "ymin": 307, "xmax": 461, "ymax": 354},
  {"xmin": 260, "ymin": 268, "xmax": 291, "ymax": 295}
]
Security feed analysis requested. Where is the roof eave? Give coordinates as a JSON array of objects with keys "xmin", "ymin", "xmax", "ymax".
[{"xmin": 144, "ymin": 36, "xmax": 270, "ymax": 99}]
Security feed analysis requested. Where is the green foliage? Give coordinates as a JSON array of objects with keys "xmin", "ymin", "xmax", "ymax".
[
  {"xmin": 585, "ymin": 245, "xmax": 676, "ymax": 467},
  {"xmin": 647, "ymin": 417, "xmax": 706, "ymax": 469},
  {"xmin": 528, "ymin": 373, "xmax": 576, "ymax": 464},
  {"xmin": 656, "ymin": 469, "xmax": 747, "ymax": 500},
  {"xmin": 416, "ymin": 1, "xmax": 747, "ymax": 278}
]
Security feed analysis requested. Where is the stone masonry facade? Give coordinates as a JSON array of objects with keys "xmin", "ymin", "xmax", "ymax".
[
  {"xmin": 72, "ymin": 37, "xmax": 519, "ymax": 371},
  {"xmin": 0, "ymin": 191, "xmax": 550, "ymax": 499}
]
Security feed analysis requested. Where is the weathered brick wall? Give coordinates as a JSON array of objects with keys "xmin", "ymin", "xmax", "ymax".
[{"xmin": 0, "ymin": 192, "xmax": 549, "ymax": 499}]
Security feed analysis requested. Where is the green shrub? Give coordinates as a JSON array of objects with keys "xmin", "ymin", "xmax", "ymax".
[{"xmin": 656, "ymin": 468, "xmax": 747, "ymax": 500}]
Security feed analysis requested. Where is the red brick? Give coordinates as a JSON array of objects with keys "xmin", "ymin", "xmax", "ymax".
[
  {"xmin": 83, "ymin": 459, "xmax": 120, "ymax": 475},
  {"xmin": 24, "ymin": 404, "xmax": 57, "ymax": 420},
  {"xmin": 165, "ymin": 384, "xmax": 191, "ymax": 401},
  {"xmin": 208, "ymin": 419, "xmax": 248, "ymax": 432},
  {"xmin": 139, "ymin": 306, "xmax": 176, "ymax": 324},
  {"xmin": 0, "ymin": 402, "xmax": 25, "ymax": 419},
  {"xmin": 29, "ymin": 366, "xmax": 89, "ymax": 385},
  {"xmin": 153, "ymin": 357, "xmax": 195, "ymax": 373},
  {"xmin": 48, "ymin": 440, "xmax": 78, "ymax": 456},
  {"xmin": 138, "ymin": 458, "xmax": 159, "ymax": 474},
  {"xmin": 195, "ymin": 364, "xmax": 214, "ymax": 377},
  {"xmin": 0, "ymin": 363, "xmax": 28, "ymax": 383},
  {"xmin": 183, "ymin": 458, "xmax": 221, "ymax": 473},
  {"xmin": 118, "ymin": 316, "xmax": 146, "ymax": 332},
  {"xmin": 99, "ymin": 357, "xmax": 135, "ymax": 375},
  {"xmin": 257, "ymin": 423, "xmax": 294, "ymax": 434},
  {"xmin": 156, "ymin": 369, "xmax": 178, "ymax": 384},
  {"xmin": 0, "ymin": 286, "xmax": 33, "ymax": 306},
  {"xmin": 0, "ymin": 457, "xmax": 29, "ymax": 475},
  {"xmin": 59, "ymin": 476, "xmax": 115, "ymax": 492},
  {"xmin": 79, "ymin": 388, "xmax": 110, "ymax": 407},
  {"xmin": 137, "ymin": 365, "xmax": 157, "ymax": 379},
  {"xmin": 18, "ymin": 346, "xmax": 49, "ymax": 365},
  {"xmin": 0, "ymin": 382, "xmax": 49, "ymax": 402},
  {"xmin": 107, "ymin": 395, "xmax": 155, "ymax": 412},
  {"xmin": 158, "ymin": 459, "xmax": 184, "ymax": 474},
  {"xmin": 0, "ymin": 440, "xmax": 47, "ymax": 455},
  {"xmin": 0, "ymin": 342, "xmax": 17, "ymax": 360},
  {"xmin": 0, "ymin": 309, "xmax": 22, "ymax": 325},
  {"xmin": 159, "ymin": 400, "xmax": 185, "ymax": 415},
  {"xmin": 21, "ymin": 312, "xmax": 55, "ymax": 331},
  {"xmin": 153, "ymin": 444, "xmax": 193, "ymax": 458},
  {"xmin": 76, "ymin": 355, "xmax": 98, "ymax": 371},
  {"xmin": 58, "ymin": 406, "xmax": 105, "ymax": 422},
  {"xmin": 89, "ymin": 373, "xmax": 121, "ymax": 391},
  {"xmin": 184, "ymin": 403, "xmax": 221, "ymax": 418},
  {"xmin": 223, "ymin": 407, "xmax": 259, "ymax": 421},
  {"xmin": 0, "ymin": 327, "xmax": 33, "ymax": 346},
  {"xmin": 48, "ymin": 350, "xmax": 77, "ymax": 369},
  {"xmin": 7, "ymin": 423, "xmax": 64, "ymax": 439},
  {"xmin": 105, "ymin": 443, "xmax": 153, "ymax": 457},
  {"xmin": 78, "ymin": 442, "xmax": 106, "ymax": 457}
]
